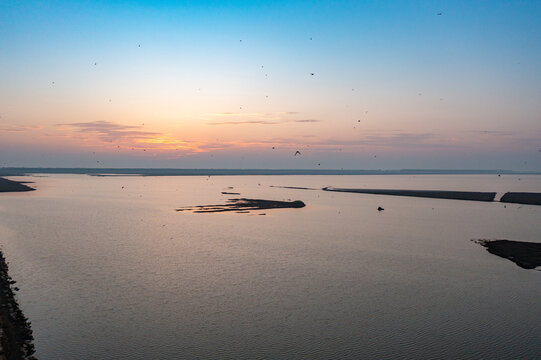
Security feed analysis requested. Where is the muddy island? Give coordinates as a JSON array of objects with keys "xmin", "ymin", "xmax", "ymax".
[
  {"xmin": 500, "ymin": 192, "xmax": 541, "ymax": 206},
  {"xmin": 177, "ymin": 198, "xmax": 306, "ymax": 213},
  {"xmin": 0, "ymin": 178, "xmax": 34, "ymax": 193},
  {"xmin": 322, "ymin": 187, "xmax": 496, "ymax": 202},
  {"xmin": 475, "ymin": 239, "xmax": 541, "ymax": 270}
]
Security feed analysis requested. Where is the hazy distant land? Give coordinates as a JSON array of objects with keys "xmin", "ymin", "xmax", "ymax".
[{"xmin": 1, "ymin": 167, "xmax": 541, "ymax": 177}]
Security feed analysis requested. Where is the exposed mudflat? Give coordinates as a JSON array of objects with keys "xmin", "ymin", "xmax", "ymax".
[
  {"xmin": 500, "ymin": 192, "xmax": 541, "ymax": 206},
  {"xmin": 0, "ymin": 178, "xmax": 35, "ymax": 193},
  {"xmin": 475, "ymin": 239, "xmax": 541, "ymax": 270},
  {"xmin": 176, "ymin": 198, "xmax": 306, "ymax": 213},
  {"xmin": 323, "ymin": 187, "xmax": 496, "ymax": 202}
]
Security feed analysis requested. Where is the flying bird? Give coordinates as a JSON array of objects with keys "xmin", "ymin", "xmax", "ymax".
[
  {"xmin": 437, "ymin": 12, "xmax": 442, "ymax": 15},
  {"xmin": 310, "ymin": 73, "xmax": 315, "ymax": 76},
  {"xmin": 294, "ymin": 151, "xmax": 301, "ymax": 156}
]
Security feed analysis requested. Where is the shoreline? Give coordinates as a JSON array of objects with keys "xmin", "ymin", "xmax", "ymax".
[{"xmin": 0, "ymin": 251, "xmax": 36, "ymax": 359}]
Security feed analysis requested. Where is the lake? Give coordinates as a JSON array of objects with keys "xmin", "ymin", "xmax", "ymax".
[{"xmin": 1, "ymin": 174, "xmax": 540, "ymax": 359}]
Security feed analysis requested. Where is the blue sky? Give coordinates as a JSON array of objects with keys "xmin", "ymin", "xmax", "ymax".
[{"xmin": 1, "ymin": 0, "xmax": 540, "ymax": 169}]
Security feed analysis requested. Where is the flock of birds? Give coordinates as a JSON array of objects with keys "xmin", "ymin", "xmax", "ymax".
[{"xmin": 41, "ymin": 11, "xmax": 541, "ymax": 169}]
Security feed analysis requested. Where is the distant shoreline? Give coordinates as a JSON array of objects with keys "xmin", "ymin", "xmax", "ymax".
[
  {"xmin": 1, "ymin": 168, "xmax": 541, "ymax": 176},
  {"xmin": 0, "ymin": 178, "xmax": 35, "ymax": 193}
]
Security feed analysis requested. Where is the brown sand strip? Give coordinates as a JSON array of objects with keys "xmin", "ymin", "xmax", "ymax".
[
  {"xmin": 0, "ymin": 178, "xmax": 34, "ymax": 193},
  {"xmin": 0, "ymin": 252, "xmax": 36, "ymax": 359},
  {"xmin": 475, "ymin": 239, "xmax": 541, "ymax": 270},
  {"xmin": 177, "ymin": 198, "xmax": 305, "ymax": 213},
  {"xmin": 500, "ymin": 192, "xmax": 541, "ymax": 206},
  {"xmin": 323, "ymin": 187, "xmax": 496, "ymax": 202}
]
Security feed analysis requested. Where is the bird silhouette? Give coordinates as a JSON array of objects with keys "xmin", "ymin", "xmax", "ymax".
[{"xmin": 294, "ymin": 151, "xmax": 301, "ymax": 156}]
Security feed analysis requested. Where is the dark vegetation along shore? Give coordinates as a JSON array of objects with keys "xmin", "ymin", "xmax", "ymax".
[
  {"xmin": 0, "ymin": 252, "xmax": 36, "ymax": 359},
  {"xmin": 177, "ymin": 198, "xmax": 306, "ymax": 213},
  {"xmin": 0, "ymin": 178, "xmax": 34, "ymax": 193},
  {"xmin": 323, "ymin": 187, "xmax": 497, "ymax": 202},
  {"xmin": 475, "ymin": 239, "xmax": 541, "ymax": 270}
]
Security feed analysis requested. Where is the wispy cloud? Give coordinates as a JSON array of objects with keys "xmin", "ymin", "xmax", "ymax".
[
  {"xmin": 207, "ymin": 120, "xmax": 281, "ymax": 125},
  {"xmin": 466, "ymin": 130, "xmax": 515, "ymax": 136},
  {"xmin": 204, "ymin": 111, "xmax": 321, "ymax": 126},
  {"xmin": 207, "ymin": 119, "xmax": 322, "ymax": 125},
  {"xmin": 56, "ymin": 121, "xmax": 159, "ymax": 142},
  {"xmin": 0, "ymin": 124, "xmax": 42, "ymax": 132},
  {"xmin": 291, "ymin": 119, "xmax": 320, "ymax": 123}
]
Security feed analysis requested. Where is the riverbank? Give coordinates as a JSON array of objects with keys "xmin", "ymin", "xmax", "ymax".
[
  {"xmin": 0, "ymin": 178, "xmax": 34, "ymax": 193},
  {"xmin": 0, "ymin": 251, "xmax": 36, "ymax": 359}
]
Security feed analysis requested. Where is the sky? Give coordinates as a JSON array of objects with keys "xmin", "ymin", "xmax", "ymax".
[{"xmin": 1, "ymin": 0, "xmax": 540, "ymax": 170}]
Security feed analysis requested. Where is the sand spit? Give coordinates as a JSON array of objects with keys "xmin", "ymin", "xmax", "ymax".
[
  {"xmin": 269, "ymin": 186, "xmax": 320, "ymax": 190},
  {"xmin": 0, "ymin": 252, "xmax": 36, "ymax": 359},
  {"xmin": 500, "ymin": 192, "xmax": 541, "ymax": 206},
  {"xmin": 176, "ymin": 198, "xmax": 305, "ymax": 213},
  {"xmin": 0, "ymin": 178, "xmax": 34, "ymax": 193},
  {"xmin": 322, "ymin": 187, "xmax": 496, "ymax": 202},
  {"xmin": 474, "ymin": 239, "xmax": 541, "ymax": 270}
]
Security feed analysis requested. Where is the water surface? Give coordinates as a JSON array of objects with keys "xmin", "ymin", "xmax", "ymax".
[{"xmin": 1, "ymin": 174, "xmax": 540, "ymax": 359}]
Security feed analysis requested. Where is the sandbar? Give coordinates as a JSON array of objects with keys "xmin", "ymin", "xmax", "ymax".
[
  {"xmin": 475, "ymin": 239, "xmax": 541, "ymax": 270},
  {"xmin": 500, "ymin": 192, "xmax": 541, "ymax": 206},
  {"xmin": 0, "ymin": 177, "xmax": 35, "ymax": 192},
  {"xmin": 177, "ymin": 198, "xmax": 305, "ymax": 213},
  {"xmin": 323, "ymin": 187, "xmax": 496, "ymax": 202}
]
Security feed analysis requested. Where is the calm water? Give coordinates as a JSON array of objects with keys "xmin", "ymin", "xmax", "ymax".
[{"xmin": 1, "ymin": 174, "xmax": 541, "ymax": 359}]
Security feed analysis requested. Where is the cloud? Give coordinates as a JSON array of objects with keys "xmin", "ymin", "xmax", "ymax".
[
  {"xmin": 56, "ymin": 121, "xmax": 160, "ymax": 142},
  {"xmin": 290, "ymin": 119, "xmax": 321, "ymax": 123},
  {"xmin": 0, "ymin": 125, "xmax": 42, "ymax": 132},
  {"xmin": 207, "ymin": 120, "xmax": 280, "ymax": 125},
  {"xmin": 207, "ymin": 119, "xmax": 322, "ymax": 125},
  {"xmin": 467, "ymin": 130, "xmax": 515, "ymax": 136}
]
